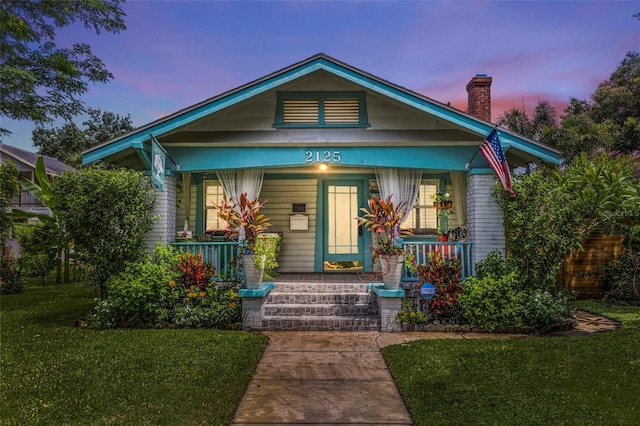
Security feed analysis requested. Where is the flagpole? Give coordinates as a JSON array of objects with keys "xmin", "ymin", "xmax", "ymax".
[{"xmin": 465, "ymin": 125, "xmax": 499, "ymax": 170}]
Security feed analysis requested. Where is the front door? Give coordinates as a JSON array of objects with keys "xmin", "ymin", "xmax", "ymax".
[{"xmin": 323, "ymin": 181, "xmax": 365, "ymax": 272}]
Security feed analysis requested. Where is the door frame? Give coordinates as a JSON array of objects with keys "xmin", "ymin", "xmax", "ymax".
[{"xmin": 314, "ymin": 177, "xmax": 371, "ymax": 272}]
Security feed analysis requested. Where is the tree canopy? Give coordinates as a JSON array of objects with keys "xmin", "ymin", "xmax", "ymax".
[
  {"xmin": 32, "ymin": 108, "xmax": 134, "ymax": 167},
  {"xmin": 498, "ymin": 51, "xmax": 640, "ymax": 163},
  {"xmin": 0, "ymin": 0, "xmax": 127, "ymax": 138}
]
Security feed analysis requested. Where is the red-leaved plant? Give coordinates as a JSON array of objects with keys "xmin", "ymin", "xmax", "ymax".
[
  {"xmin": 177, "ymin": 252, "xmax": 216, "ymax": 290},
  {"xmin": 417, "ymin": 252, "xmax": 463, "ymax": 322}
]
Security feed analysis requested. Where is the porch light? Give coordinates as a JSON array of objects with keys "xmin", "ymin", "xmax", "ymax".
[{"xmin": 319, "ymin": 164, "xmax": 328, "ymax": 171}]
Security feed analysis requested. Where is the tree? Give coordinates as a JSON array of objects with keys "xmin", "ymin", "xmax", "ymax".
[
  {"xmin": 0, "ymin": 160, "xmax": 19, "ymax": 249},
  {"xmin": 589, "ymin": 51, "xmax": 640, "ymax": 155},
  {"xmin": 0, "ymin": 0, "xmax": 127, "ymax": 138},
  {"xmin": 495, "ymin": 153, "xmax": 640, "ymax": 290},
  {"xmin": 541, "ymin": 98, "xmax": 614, "ymax": 163},
  {"xmin": 54, "ymin": 168, "xmax": 156, "ymax": 299},
  {"xmin": 12, "ymin": 157, "xmax": 73, "ymax": 283},
  {"xmin": 32, "ymin": 108, "xmax": 134, "ymax": 167},
  {"xmin": 497, "ymin": 100, "xmax": 559, "ymax": 140}
]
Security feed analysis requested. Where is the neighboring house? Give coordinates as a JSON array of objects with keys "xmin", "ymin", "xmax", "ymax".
[
  {"xmin": 83, "ymin": 53, "xmax": 561, "ymax": 275},
  {"xmin": 1, "ymin": 143, "xmax": 75, "ymax": 216},
  {"xmin": 1, "ymin": 143, "xmax": 75, "ymax": 257}
]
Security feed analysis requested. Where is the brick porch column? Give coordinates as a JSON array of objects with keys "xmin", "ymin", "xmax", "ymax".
[
  {"xmin": 145, "ymin": 175, "xmax": 177, "ymax": 253},
  {"xmin": 466, "ymin": 172, "xmax": 505, "ymax": 273}
]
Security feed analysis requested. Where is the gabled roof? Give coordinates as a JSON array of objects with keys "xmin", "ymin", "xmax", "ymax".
[
  {"xmin": 83, "ymin": 53, "xmax": 561, "ymax": 166},
  {"xmin": 0, "ymin": 143, "xmax": 75, "ymax": 174}
]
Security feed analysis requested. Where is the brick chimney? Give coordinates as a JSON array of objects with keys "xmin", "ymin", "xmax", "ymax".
[{"xmin": 466, "ymin": 74, "xmax": 492, "ymax": 122}]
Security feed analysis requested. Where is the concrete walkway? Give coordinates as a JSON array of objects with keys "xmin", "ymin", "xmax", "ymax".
[{"xmin": 231, "ymin": 311, "xmax": 618, "ymax": 425}]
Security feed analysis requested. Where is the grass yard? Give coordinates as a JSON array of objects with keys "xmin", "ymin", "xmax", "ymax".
[
  {"xmin": 0, "ymin": 281, "xmax": 268, "ymax": 425},
  {"xmin": 383, "ymin": 301, "xmax": 640, "ymax": 425}
]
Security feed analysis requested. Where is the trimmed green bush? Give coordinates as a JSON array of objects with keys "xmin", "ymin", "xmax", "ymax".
[
  {"xmin": 0, "ymin": 257, "xmax": 21, "ymax": 294},
  {"xmin": 87, "ymin": 245, "xmax": 241, "ymax": 329}
]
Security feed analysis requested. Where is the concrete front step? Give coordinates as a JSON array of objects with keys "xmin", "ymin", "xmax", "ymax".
[
  {"xmin": 260, "ymin": 281, "xmax": 381, "ymax": 331},
  {"xmin": 264, "ymin": 303, "xmax": 378, "ymax": 317},
  {"xmin": 272, "ymin": 282, "xmax": 371, "ymax": 293},
  {"xmin": 262, "ymin": 315, "xmax": 380, "ymax": 331},
  {"xmin": 267, "ymin": 292, "xmax": 374, "ymax": 305}
]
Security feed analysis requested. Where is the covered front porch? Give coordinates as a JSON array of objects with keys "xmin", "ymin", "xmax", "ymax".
[{"xmin": 171, "ymin": 237, "xmax": 473, "ymax": 282}]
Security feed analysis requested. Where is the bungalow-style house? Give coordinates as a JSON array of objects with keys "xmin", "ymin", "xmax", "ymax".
[{"xmin": 83, "ymin": 53, "xmax": 561, "ymax": 331}]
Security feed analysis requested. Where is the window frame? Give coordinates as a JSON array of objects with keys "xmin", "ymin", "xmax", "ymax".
[
  {"xmin": 203, "ymin": 181, "xmax": 228, "ymax": 232},
  {"xmin": 273, "ymin": 91, "xmax": 369, "ymax": 128},
  {"xmin": 401, "ymin": 179, "xmax": 440, "ymax": 235}
]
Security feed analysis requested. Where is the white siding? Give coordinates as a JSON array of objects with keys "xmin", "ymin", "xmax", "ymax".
[{"xmin": 260, "ymin": 179, "xmax": 317, "ymax": 273}]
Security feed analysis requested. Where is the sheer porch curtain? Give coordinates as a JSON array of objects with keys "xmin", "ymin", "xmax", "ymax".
[
  {"xmin": 374, "ymin": 168, "xmax": 422, "ymax": 225},
  {"xmin": 216, "ymin": 169, "xmax": 265, "ymax": 240},
  {"xmin": 450, "ymin": 172, "xmax": 467, "ymax": 228}
]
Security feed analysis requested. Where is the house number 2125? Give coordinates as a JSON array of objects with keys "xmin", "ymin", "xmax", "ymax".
[{"xmin": 305, "ymin": 150, "xmax": 342, "ymax": 163}]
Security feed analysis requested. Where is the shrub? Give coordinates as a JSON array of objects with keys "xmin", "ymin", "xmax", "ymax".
[
  {"xmin": 396, "ymin": 298, "xmax": 428, "ymax": 324},
  {"xmin": 495, "ymin": 154, "xmax": 640, "ymax": 290},
  {"xmin": 0, "ymin": 257, "xmax": 22, "ymax": 294},
  {"xmin": 475, "ymin": 250, "xmax": 517, "ymax": 279},
  {"xmin": 459, "ymin": 272, "xmax": 572, "ymax": 332},
  {"xmin": 416, "ymin": 252, "xmax": 463, "ymax": 322},
  {"xmin": 522, "ymin": 288, "xmax": 572, "ymax": 327},
  {"xmin": 54, "ymin": 168, "xmax": 156, "ymax": 300},
  {"xmin": 601, "ymin": 249, "xmax": 640, "ymax": 303},
  {"xmin": 458, "ymin": 272, "xmax": 525, "ymax": 332},
  {"xmin": 95, "ymin": 257, "xmax": 178, "ymax": 327},
  {"xmin": 87, "ymin": 245, "xmax": 241, "ymax": 329},
  {"xmin": 15, "ymin": 224, "xmax": 57, "ymax": 285}
]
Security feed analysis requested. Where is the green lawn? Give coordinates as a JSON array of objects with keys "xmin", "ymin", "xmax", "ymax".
[
  {"xmin": 0, "ymin": 281, "xmax": 268, "ymax": 425},
  {"xmin": 383, "ymin": 301, "xmax": 640, "ymax": 425}
]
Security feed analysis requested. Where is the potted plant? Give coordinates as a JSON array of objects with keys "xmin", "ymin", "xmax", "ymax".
[
  {"xmin": 431, "ymin": 191, "xmax": 453, "ymax": 211},
  {"xmin": 357, "ymin": 195, "xmax": 412, "ymax": 289},
  {"xmin": 214, "ymin": 193, "xmax": 272, "ymax": 288}
]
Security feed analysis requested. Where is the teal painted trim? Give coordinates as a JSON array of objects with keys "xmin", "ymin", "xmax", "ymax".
[
  {"xmin": 169, "ymin": 146, "xmax": 481, "ymax": 172},
  {"xmin": 314, "ymin": 178, "xmax": 324, "ymax": 272},
  {"xmin": 195, "ymin": 178, "xmax": 204, "ymax": 234},
  {"xmin": 369, "ymin": 283, "xmax": 405, "ymax": 298},
  {"xmin": 467, "ymin": 168, "xmax": 495, "ymax": 175},
  {"xmin": 238, "ymin": 283, "xmax": 275, "ymax": 298},
  {"xmin": 83, "ymin": 56, "xmax": 559, "ymax": 166},
  {"xmin": 82, "ymin": 139, "xmax": 132, "ymax": 165},
  {"xmin": 135, "ymin": 147, "xmax": 151, "ymax": 169}
]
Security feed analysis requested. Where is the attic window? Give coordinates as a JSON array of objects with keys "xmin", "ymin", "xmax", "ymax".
[{"xmin": 274, "ymin": 92, "xmax": 368, "ymax": 128}]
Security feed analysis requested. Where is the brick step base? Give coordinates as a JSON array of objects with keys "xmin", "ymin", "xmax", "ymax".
[
  {"xmin": 264, "ymin": 303, "xmax": 378, "ymax": 317},
  {"xmin": 261, "ymin": 282, "xmax": 380, "ymax": 331},
  {"xmin": 262, "ymin": 315, "xmax": 380, "ymax": 331}
]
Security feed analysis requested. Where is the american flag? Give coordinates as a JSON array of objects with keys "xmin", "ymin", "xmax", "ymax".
[{"xmin": 480, "ymin": 128, "xmax": 516, "ymax": 197}]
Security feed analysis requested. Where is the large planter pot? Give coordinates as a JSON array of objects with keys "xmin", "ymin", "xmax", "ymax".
[
  {"xmin": 242, "ymin": 254, "xmax": 265, "ymax": 289},
  {"xmin": 379, "ymin": 255, "xmax": 404, "ymax": 290}
]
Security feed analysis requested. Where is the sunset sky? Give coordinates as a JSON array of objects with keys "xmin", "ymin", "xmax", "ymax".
[{"xmin": 4, "ymin": 0, "xmax": 639, "ymax": 152}]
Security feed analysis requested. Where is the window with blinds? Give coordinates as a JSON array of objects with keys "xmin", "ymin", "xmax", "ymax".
[{"xmin": 275, "ymin": 92, "xmax": 368, "ymax": 127}]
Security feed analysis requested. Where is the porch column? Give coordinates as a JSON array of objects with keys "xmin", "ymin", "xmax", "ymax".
[
  {"xmin": 466, "ymin": 172, "xmax": 505, "ymax": 273},
  {"xmin": 144, "ymin": 175, "xmax": 177, "ymax": 253}
]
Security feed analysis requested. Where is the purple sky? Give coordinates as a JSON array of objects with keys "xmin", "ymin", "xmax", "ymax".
[{"xmin": 4, "ymin": 0, "xmax": 639, "ymax": 152}]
